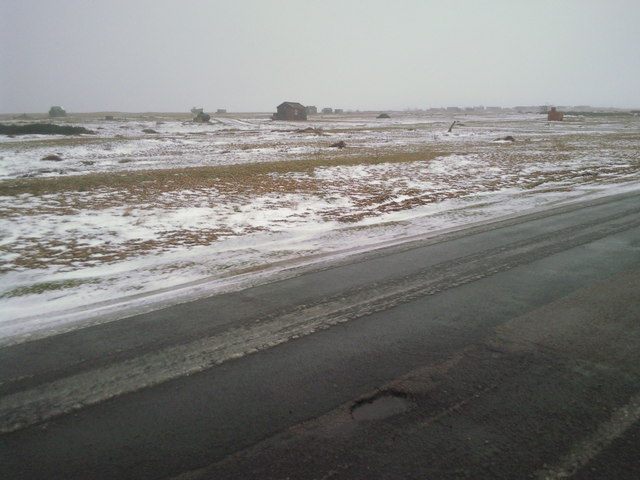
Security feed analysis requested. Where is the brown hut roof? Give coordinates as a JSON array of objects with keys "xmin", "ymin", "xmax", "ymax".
[{"xmin": 278, "ymin": 102, "xmax": 306, "ymax": 109}]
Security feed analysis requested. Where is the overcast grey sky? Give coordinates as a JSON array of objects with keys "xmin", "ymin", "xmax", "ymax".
[{"xmin": 1, "ymin": 0, "xmax": 639, "ymax": 113}]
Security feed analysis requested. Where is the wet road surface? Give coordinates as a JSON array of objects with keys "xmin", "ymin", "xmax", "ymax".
[{"xmin": 1, "ymin": 189, "xmax": 639, "ymax": 479}]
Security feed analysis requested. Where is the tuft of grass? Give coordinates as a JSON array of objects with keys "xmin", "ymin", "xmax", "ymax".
[
  {"xmin": 1, "ymin": 278, "xmax": 101, "ymax": 298},
  {"xmin": 0, "ymin": 123, "xmax": 95, "ymax": 135}
]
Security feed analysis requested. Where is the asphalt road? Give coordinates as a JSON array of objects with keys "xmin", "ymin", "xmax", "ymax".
[{"xmin": 1, "ymin": 189, "xmax": 639, "ymax": 479}]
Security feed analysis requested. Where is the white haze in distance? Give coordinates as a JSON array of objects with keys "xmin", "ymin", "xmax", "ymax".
[{"xmin": 1, "ymin": 0, "xmax": 639, "ymax": 113}]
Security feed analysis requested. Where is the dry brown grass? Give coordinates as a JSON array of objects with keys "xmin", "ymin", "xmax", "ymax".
[{"xmin": 0, "ymin": 149, "xmax": 445, "ymax": 198}]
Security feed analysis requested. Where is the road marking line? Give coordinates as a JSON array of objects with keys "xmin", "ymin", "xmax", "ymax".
[{"xmin": 535, "ymin": 392, "xmax": 640, "ymax": 479}]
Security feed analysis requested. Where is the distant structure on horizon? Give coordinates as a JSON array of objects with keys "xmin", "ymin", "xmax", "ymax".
[
  {"xmin": 547, "ymin": 106, "xmax": 564, "ymax": 121},
  {"xmin": 305, "ymin": 106, "xmax": 317, "ymax": 115},
  {"xmin": 49, "ymin": 106, "xmax": 66, "ymax": 117},
  {"xmin": 193, "ymin": 111, "xmax": 211, "ymax": 123},
  {"xmin": 273, "ymin": 102, "xmax": 307, "ymax": 121}
]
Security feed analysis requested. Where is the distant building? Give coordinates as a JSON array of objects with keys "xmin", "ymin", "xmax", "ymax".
[
  {"xmin": 321, "ymin": 107, "xmax": 333, "ymax": 114},
  {"xmin": 216, "ymin": 109, "xmax": 227, "ymax": 114},
  {"xmin": 194, "ymin": 111, "xmax": 211, "ymax": 123},
  {"xmin": 273, "ymin": 102, "xmax": 307, "ymax": 121},
  {"xmin": 306, "ymin": 106, "xmax": 318, "ymax": 115},
  {"xmin": 334, "ymin": 108, "xmax": 344, "ymax": 114},
  {"xmin": 547, "ymin": 107, "xmax": 564, "ymax": 121},
  {"xmin": 49, "ymin": 106, "xmax": 66, "ymax": 117}
]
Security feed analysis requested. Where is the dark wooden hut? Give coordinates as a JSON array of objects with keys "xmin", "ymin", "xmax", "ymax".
[
  {"xmin": 547, "ymin": 107, "xmax": 564, "ymax": 121},
  {"xmin": 273, "ymin": 102, "xmax": 307, "ymax": 121},
  {"xmin": 48, "ymin": 106, "xmax": 67, "ymax": 117}
]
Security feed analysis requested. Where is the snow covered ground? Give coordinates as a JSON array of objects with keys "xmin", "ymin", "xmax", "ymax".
[{"xmin": 1, "ymin": 111, "xmax": 639, "ymax": 344}]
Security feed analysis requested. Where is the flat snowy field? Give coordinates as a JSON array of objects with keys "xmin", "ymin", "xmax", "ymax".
[{"xmin": 1, "ymin": 111, "xmax": 638, "ymax": 344}]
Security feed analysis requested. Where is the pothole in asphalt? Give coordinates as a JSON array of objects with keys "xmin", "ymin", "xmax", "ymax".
[{"xmin": 350, "ymin": 390, "xmax": 411, "ymax": 421}]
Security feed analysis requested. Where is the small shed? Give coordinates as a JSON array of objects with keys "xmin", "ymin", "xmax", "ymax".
[
  {"xmin": 194, "ymin": 111, "xmax": 211, "ymax": 123},
  {"xmin": 49, "ymin": 106, "xmax": 66, "ymax": 117},
  {"xmin": 306, "ymin": 106, "xmax": 318, "ymax": 115},
  {"xmin": 273, "ymin": 102, "xmax": 307, "ymax": 121},
  {"xmin": 547, "ymin": 107, "xmax": 564, "ymax": 121}
]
